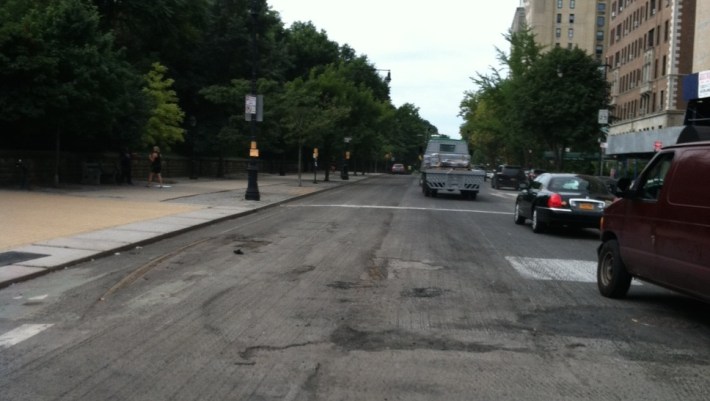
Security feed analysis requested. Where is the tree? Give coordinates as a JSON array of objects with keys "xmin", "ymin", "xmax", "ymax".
[
  {"xmin": 462, "ymin": 28, "xmax": 608, "ymax": 171},
  {"xmin": 0, "ymin": 0, "xmax": 146, "ymax": 151},
  {"xmin": 512, "ymin": 47, "xmax": 609, "ymax": 170},
  {"xmin": 142, "ymin": 62, "xmax": 185, "ymax": 148}
]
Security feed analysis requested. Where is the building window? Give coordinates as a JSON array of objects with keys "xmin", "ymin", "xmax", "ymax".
[
  {"xmin": 597, "ymin": 16, "xmax": 605, "ymax": 27},
  {"xmin": 570, "ymin": 0, "xmax": 576, "ymax": 9},
  {"xmin": 597, "ymin": 30, "xmax": 604, "ymax": 41},
  {"xmin": 570, "ymin": 14, "xmax": 575, "ymax": 24},
  {"xmin": 664, "ymin": 20, "xmax": 670, "ymax": 42},
  {"xmin": 598, "ymin": 2, "xmax": 606, "ymax": 13},
  {"xmin": 660, "ymin": 90, "xmax": 665, "ymax": 109},
  {"xmin": 662, "ymin": 55, "xmax": 667, "ymax": 75},
  {"xmin": 568, "ymin": 28, "xmax": 574, "ymax": 39},
  {"xmin": 556, "ymin": 28, "xmax": 562, "ymax": 38},
  {"xmin": 557, "ymin": 13, "xmax": 562, "ymax": 23},
  {"xmin": 558, "ymin": 0, "xmax": 563, "ymax": 9}
]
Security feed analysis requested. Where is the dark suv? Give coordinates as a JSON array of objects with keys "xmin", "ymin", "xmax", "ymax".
[{"xmin": 491, "ymin": 165, "xmax": 526, "ymax": 190}]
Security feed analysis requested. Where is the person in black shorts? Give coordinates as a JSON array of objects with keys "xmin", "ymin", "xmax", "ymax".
[{"xmin": 147, "ymin": 146, "xmax": 163, "ymax": 187}]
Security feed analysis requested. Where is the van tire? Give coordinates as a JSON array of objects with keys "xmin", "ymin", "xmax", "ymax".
[{"xmin": 597, "ymin": 239, "xmax": 632, "ymax": 298}]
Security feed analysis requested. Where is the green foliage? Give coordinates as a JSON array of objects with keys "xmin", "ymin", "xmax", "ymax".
[
  {"xmin": 461, "ymin": 28, "xmax": 609, "ymax": 171},
  {"xmin": 142, "ymin": 62, "xmax": 185, "ymax": 149},
  {"xmin": 1, "ymin": 0, "xmax": 435, "ymax": 169},
  {"xmin": 0, "ymin": 0, "xmax": 146, "ymax": 150}
]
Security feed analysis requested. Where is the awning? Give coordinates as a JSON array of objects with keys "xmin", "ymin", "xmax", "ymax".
[{"xmin": 606, "ymin": 127, "xmax": 684, "ymax": 156}]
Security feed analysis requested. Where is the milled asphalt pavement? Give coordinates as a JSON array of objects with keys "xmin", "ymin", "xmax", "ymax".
[{"xmin": 0, "ymin": 173, "xmax": 372, "ymax": 289}]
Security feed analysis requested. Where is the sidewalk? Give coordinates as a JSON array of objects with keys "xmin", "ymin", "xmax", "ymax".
[{"xmin": 0, "ymin": 173, "xmax": 371, "ymax": 288}]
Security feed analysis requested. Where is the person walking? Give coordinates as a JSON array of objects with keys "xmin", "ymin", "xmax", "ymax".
[{"xmin": 147, "ymin": 146, "xmax": 163, "ymax": 188}]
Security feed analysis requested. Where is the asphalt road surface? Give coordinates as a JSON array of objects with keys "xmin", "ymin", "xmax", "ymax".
[{"xmin": 2, "ymin": 174, "xmax": 709, "ymax": 400}]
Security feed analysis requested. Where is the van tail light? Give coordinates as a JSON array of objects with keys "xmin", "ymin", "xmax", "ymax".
[{"xmin": 548, "ymin": 193, "xmax": 563, "ymax": 208}]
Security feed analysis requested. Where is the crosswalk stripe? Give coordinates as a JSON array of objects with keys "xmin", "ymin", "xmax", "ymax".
[
  {"xmin": 507, "ymin": 256, "xmax": 597, "ymax": 282},
  {"xmin": 506, "ymin": 256, "xmax": 641, "ymax": 285},
  {"xmin": 0, "ymin": 324, "xmax": 53, "ymax": 349}
]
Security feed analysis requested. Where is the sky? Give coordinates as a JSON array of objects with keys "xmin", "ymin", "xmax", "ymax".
[{"xmin": 267, "ymin": 0, "xmax": 522, "ymax": 139}]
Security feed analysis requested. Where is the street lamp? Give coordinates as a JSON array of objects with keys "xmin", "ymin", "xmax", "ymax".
[
  {"xmin": 244, "ymin": 0, "xmax": 260, "ymax": 201},
  {"xmin": 376, "ymin": 69, "xmax": 391, "ymax": 84}
]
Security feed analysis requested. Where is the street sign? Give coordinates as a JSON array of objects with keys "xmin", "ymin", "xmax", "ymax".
[
  {"xmin": 245, "ymin": 95, "xmax": 257, "ymax": 115},
  {"xmin": 598, "ymin": 109, "xmax": 609, "ymax": 124},
  {"xmin": 244, "ymin": 95, "xmax": 264, "ymax": 121}
]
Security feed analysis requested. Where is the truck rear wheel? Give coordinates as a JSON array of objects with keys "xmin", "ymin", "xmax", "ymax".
[{"xmin": 462, "ymin": 191, "xmax": 477, "ymax": 200}]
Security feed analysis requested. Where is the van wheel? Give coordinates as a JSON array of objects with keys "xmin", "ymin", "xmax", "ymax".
[
  {"xmin": 597, "ymin": 239, "xmax": 632, "ymax": 298},
  {"xmin": 423, "ymin": 183, "xmax": 431, "ymax": 197},
  {"xmin": 514, "ymin": 203, "xmax": 526, "ymax": 225},
  {"xmin": 531, "ymin": 209, "xmax": 546, "ymax": 233}
]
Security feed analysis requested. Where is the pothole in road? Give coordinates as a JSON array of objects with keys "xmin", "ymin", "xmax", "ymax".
[
  {"xmin": 401, "ymin": 287, "xmax": 446, "ymax": 298},
  {"xmin": 330, "ymin": 325, "xmax": 523, "ymax": 354},
  {"xmin": 326, "ymin": 281, "xmax": 371, "ymax": 290},
  {"xmin": 370, "ymin": 258, "xmax": 445, "ymax": 280}
]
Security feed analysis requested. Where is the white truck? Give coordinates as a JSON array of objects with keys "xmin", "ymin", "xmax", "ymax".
[{"xmin": 420, "ymin": 138, "xmax": 486, "ymax": 199}]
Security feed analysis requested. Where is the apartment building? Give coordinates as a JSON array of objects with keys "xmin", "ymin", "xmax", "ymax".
[
  {"xmin": 604, "ymin": 0, "xmax": 696, "ymax": 156},
  {"xmin": 521, "ymin": 0, "xmax": 609, "ymax": 60},
  {"xmin": 693, "ymin": 0, "xmax": 710, "ymax": 71}
]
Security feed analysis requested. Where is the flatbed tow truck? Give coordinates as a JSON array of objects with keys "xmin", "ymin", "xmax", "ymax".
[{"xmin": 420, "ymin": 138, "xmax": 485, "ymax": 200}]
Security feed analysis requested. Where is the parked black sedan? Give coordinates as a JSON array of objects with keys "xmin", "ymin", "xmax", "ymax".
[{"xmin": 513, "ymin": 173, "xmax": 615, "ymax": 233}]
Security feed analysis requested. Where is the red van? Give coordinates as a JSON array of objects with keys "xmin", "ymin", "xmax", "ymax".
[{"xmin": 597, "ymin": 139, "xmax": 710, "ymax": 302}]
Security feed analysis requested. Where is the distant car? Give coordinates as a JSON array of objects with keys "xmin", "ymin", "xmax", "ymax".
[
  {"xmin": 391, "ymin": 163, "xmax": 406, "ymax": 174},
  {"xmin": 528, "ymin": 169, "xmax": 546, "ymax": 181},
  {"xmin": 491, "ymin": 165, "xmax": 527, "ymax": 190},
  {"xmin": 513, "ymin": 173, "xmax": 614, "ymax": 233}
]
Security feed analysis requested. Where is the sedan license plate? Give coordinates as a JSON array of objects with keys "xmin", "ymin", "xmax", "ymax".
[{"xmin": 578, "ymin": 202, "xmax": 595, "ymax": 210}]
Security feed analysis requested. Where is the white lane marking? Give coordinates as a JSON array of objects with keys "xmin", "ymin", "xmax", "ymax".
[
  {"xmin": 0, "ymin": 324, "xmax": 53, "ymax": 349},
  {"xmin": 286, "ymin": 204, "xmax": 512, "ymax": 215},
  {"xmin": 506, "ymin": 256, "xmax": 641, "ymax": 285},
  {"xmin": 28, "ymin": 294, "xmax": 49, "ymax": 301}
]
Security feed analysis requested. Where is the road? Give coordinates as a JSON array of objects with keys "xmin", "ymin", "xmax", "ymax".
[{"xmin": 2, "ymin": 174, "xmax": 710, "ymax": 400}]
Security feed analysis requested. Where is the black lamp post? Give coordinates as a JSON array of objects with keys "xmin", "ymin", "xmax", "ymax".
[{"xmin": 244, "ymin": 0, "xmax": 260, "ymax": 201}]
